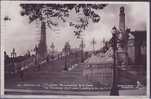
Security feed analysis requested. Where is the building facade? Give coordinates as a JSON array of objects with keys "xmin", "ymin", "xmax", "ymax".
[
  {"xmin": 118, "ymin": 7, "xmax": 146, "ymax": 66},
  {"xmin": 128, "ymin": 31, "xmax": 146, "ymax": 65}
]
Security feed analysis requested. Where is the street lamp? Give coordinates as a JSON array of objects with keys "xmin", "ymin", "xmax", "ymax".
[
  {"xmin": 10, "ymin": 48, "xmax": 17, "ymax": 76},
  {"xmin": 91, "ymin": 38, "xmax": 96, "ymax": 54},
  {"xmin": 80, "ymin": 38, "xmax": 85, "ymax": 63},
  {"xmin": 110, "ymin": 26, "xmax": 119, "ymax": 95},
  {"xmin": 64, "ymin": 42, "xmax": 71, "ymax": 71},
  {"xmin": 50, "ymin": 42, "xmax": 55, "ymax": 61}
]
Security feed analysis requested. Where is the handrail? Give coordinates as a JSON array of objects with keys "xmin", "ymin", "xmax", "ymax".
[{"xmin": 5, "ymin": 56, "xmax": 47, "ymax": 74}]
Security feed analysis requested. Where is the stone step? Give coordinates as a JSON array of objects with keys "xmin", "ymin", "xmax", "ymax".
[
  {"xmin": 25, "ymin": 74, "xmax": 85, "ymax": 81},
  {"xmin": 25, "ymin": 72, "xmax": 83, "ymax": 78}
]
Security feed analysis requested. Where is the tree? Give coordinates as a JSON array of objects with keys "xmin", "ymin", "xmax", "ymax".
[
  {"xmin": 4, "ymin": 16, "xmax": 11, "ymax": 21},
  {"xmin": 20, "ymin": 4, "xmax": 107, "ymax": 38}
]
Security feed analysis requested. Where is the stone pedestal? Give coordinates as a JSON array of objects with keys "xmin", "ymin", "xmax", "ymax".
[{"xmin": 116, "ymin": 46, "xmax": 128, "ymax": 68}]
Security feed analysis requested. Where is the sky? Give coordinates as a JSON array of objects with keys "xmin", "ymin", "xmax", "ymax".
[{"xmin": 1, "ymin": 1, "xmax": 149, "ymax": 56}]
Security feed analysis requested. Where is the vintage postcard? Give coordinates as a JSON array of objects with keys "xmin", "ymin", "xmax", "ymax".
[{"xmin": 0, "ymin": 1, "xmax": 150, "ymax": 98}]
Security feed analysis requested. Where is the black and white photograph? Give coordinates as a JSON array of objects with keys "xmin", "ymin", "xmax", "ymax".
[{"xmin": 0, "ymin": 1, "xmax": 150, "ymax": 98}]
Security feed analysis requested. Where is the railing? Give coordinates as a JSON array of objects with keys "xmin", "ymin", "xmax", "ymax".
[
  {"xmin": 15, "ymin": 56, "xmax": 35, "ymax": 73},
  {"xmin": 5, "ymin": 55, "xmax": 47, "ymax": 75},
  {"xmin": 117, "ymin": 65, "xmax": 146, "ymax": 85},
  {"xmin": 83, "ymin": 63, "xmax": 113, "ymax": 88}
]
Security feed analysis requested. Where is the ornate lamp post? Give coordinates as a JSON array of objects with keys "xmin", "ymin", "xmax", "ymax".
[
  {"xmin": 64, "ymin": 42, "xmax": 71, "ymax": 71},
  {"xmin": 11, "ymin": 48, "xmax": 16, "ymax": 59},
  {"xmin": 11, "ymin": 48, "xmax": 17, "ymax": 66},
  {"xmin": 91, "ymin": 38, "xmax": 96, "ymax": 54},
  {"xmin": 80, "ymin": 38, "xmax": 85, "ymax": 62},
  {"xmin": 64, "ymin": 46, "xmax": 68, "ymax": 71},
  {"xmin": 110, "ymin": 26, "xmax": 119, "ymax": 95},
  {"xmin": 34, "ymin": 45, "xmax": 40, "ymax": 70},
  {"xmin": 50, "ymin": 42, "xmax": 55, "ymax": 60}
]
